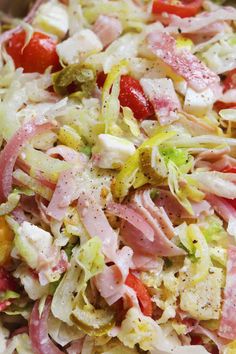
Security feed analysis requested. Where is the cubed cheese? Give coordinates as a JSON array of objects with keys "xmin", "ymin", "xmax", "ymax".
[
  {"xmin": 33, "ymin": 2, "xmax": 69, "ymax": 39},
  {"xmin": 56, "ymin": 29, "xmax": 103, "ymax": 64},
  {"xmin": 17, "ymin": 222, "xmax": 53, "ymax": 269},
  {"xmin": 184, "ymin": 87, "xmax": 215, "ymax": 117},
  {"xmin": 180, "ymin": 266, "xmax": 223, "ymax": 320},
  {"xmin": 92, "ymin": 134, "xmax": 136, "ymax": 169}
]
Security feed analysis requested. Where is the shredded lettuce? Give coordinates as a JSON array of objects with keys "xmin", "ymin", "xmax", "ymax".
[
  {"xmin": 4, "ymin": 333, "xmax": 32, "ymax": 354},
  {"xmin": 113, "ymin": 130, "xmax": 176, "ymax": 199}
]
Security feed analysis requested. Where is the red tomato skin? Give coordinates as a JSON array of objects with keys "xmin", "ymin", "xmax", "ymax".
[
  {"xmin": 6, "ymin": 31, "xmax": 60, "ymax": 74},
  {"xmin": 119, "ymin": 75, "xmax": 154, "ymax": 120},
  {"xmin": 152, "ymin": 0, "xmax": 203, "ymax": 18},
  {"xmin": 214, "ymin": 101, "xmax": 236, "ymax": 112},
  {"xmin": 125, "ymin": 272, "xmax": 153, "ymax": 317},
  {"xmin": 97, "ymin": 73, "xmax": 154, "ymax": 120},
  {"xmin": 223, "ymin": 69, "xmax": 236, "ymax": 92}
]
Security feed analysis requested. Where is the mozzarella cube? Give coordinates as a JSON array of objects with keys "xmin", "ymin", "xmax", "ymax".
[
  {"xmin": 33, "ymin": 2, "xmax": 69, "ymax": 39},
  {"xmin": 92, "ymin": 134, "xmax": 136, "ymax": 169},
  {"xmin": 184, "ymin": 87, "xmax": 215, "ymax": 116},
  {"xmin": 56, "ymin": 29, "xmax": 103, "ymax": 64},
  {"xmin": 180, "ymin": 266, "xmax": 223, "ymax": 320},
  {"xmin": 17, "ymin": 222, "xmax": 53, "ymax": 269}
]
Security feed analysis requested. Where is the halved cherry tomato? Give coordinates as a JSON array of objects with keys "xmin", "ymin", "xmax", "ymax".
[
  {"xmin": 152, "ymin": 0, "xmax": 203, "ymax": 18},
  {"xmin": 6, "ymin": 30, "xmax": 60, "ymax": 74},
  {"xmin": 97, "ymin": 72, "xmax": 154, "ymax": 120},
  {"xmin": 125, "ymin": 272, "xmax": 153, "ymax": 317},
  {"xmin": 119, "ymin": 75, "xmax": 154, "ymax": 120}
]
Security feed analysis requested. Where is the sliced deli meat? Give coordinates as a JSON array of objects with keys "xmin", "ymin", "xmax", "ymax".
[
  {"xmin": 147, "ymin": 31, "xmax": 220, "ymax": 92},
  {"xmin": 218, "ymin": 246, "xmax": 236, "ymax": 340}
]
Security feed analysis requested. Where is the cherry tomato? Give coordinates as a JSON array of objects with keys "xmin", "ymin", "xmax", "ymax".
[
  {"xmin": 6, "ymin": 30, "xmax": 60, "ymax": 74},
  {"xmin": 125, "ymin": 272, "xmax": 153, "ymax": 317},
  {"xmin": 223, "ymin": 69, "xmax": 236, "ymax": 92},
  {"xmin": 119, "ymin": 75, "xmax": 154, "ymax": 120},
  {"xmin": 152, "ymin": 0, "xmax": 203, "ymax": 18},
  {"xmin": 97, "ymin": 73, "xmax": 154, "ymax": 120}
]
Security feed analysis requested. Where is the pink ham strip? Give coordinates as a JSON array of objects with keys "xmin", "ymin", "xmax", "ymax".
[
  {"xmin": 121, "ymin": 189, "xmax": 185, "ymax": 257},
  {"xmin": 95, "ymin": 246, "xmax": 134, "ymax": 305},
  {"xmin": 77, "ymin": 192, "xmax": 134, "ymax": 305},
  {"xmin": 167, "ymin": 7, "xmax": 236, "ymax": 34},
  {"xmin": 132, "ymin": 253, "xmax": 164, "ymax": 272},
  {"xmin": 46, "ymin": 168, "xmax": 78, "ymax": 221},
  {"xmin": 93, "ymin": 15, "xmax": 122, "ymax": 48},
  {"xmin": 147, "ymin": 31, "xmax": 220, "ymax": 92},
  {"xmin": 77, "ymin": 192, "xmax": 118, "ymax": 259},
  {"xmin": 67, "ymin": 339, "xmax": 84, "ymax": 354},
  {"xmin": 194, "ymin": 325, "xmax": 228, "ymax": 353},
  {"xmin": 29, "ymin": 297, "xmax": 64, "ymax": 354},
  {"xmin": 218, "ymin": 246, "xmax": 236, "ymax": 340},
  {"xmin": 106, "ymin": 202, "xmax": 154, "ymax": 241},
  {"xmin": 206, "ymin": 194, "xmax": 236, "ymax": 223},
  {"xmin": 0, "ymin": 121, "xmax": 54, "ymax": 203},
  {"xmin": 47, "ymin": 145, "xmax": 88, "ymax": 164}
]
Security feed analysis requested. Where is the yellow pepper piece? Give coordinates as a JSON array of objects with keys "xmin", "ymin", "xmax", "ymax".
[
  {"xmin": 113, "ymin": 131, "xmax": 176, "ymax": 199},
  {"xmin": 176, "ymin": 36, "xmax": 193, "ymax": 50},
  {"xmin": 226, "ymin": 340, "xmax": 236, "ymax": 354},
  {"xmin": 58, "ymin": 125, "xmax": 83, "ymax": 151},
  {"xmin": 0, "ymin": 216, "xmax": 14, "ymax": 266}
]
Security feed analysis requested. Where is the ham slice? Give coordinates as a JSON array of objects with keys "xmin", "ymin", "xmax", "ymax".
[
  {"xmin": 93, "ymin": 15, "xmax": 122, "ymax": 48},
  {"xmin": 106, "ymin": 202, "xmax": 154, "ymax": 241},
  {"xmin": 121, "ymin": 189, "xmax": 185, "ymax": 257},
  {"xmin": 29, "ymin": 297, "xmax": 64, "ymax": 354},
  {"xmin": 47, "ymin": 145, "xmax": 88, "ymax": 164},
  {"xmin": 218, "ymin": 246, "xmax": 236, "ymax": 340},
  {"xmin": 46, "ymin": 168, "xmax": 78, "ymax": 221},
  {"xmin": 147, "ymin": 31, "xmax": 220, "ymax": 92},
  {"xmin": 77, "ymin": 192, "xmax": 118, "ymax": 260},
  {"xmin": 140, "ymin": 78, "xmax": 181, "ymax": 125},
  {"xmin": 206, "ymin": 194, "xmax": 236, "ymax": 223},
  {"xmin": 0, "ymin": 121, "xmax": 54, "ymax": 203},
  {"xmin": 167, "ymin": 7, "xmax": 236, "ymax": 34}
]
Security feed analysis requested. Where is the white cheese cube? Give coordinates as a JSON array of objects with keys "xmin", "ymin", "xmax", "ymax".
[
  {"xmin": 56, "ymin": 29, "xmax": 103, "ymax": 64},
  {"xmin": 92, "ymin": 134, "xmax": 136, "ymax": 169},
  {"xmin": 184, "ymin": 87, "xmax": 215, "ymax": 117},
  {"xmin": 33, "ymin": 2, "xmax": 69, "ymax": 39},
  {"xmin": 180, "ymin": 266, "xmax": 223, "ymax": 320}
]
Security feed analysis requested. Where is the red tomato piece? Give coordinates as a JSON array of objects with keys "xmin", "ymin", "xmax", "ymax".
[
  {"xmin": 214, "ymin": 101, "xmax": 236, "ymax": 112},
  {"xmin": 6, "ymin": 30, "xmax": 60, "ymax": 74},
  {"xmin": 119, "ymin": 75, "xmax": 154, "ymax": 120},
  {"xmin": 0, "ymin": 267, "xmax": 16, "ymax": 292},
  {"xmin": 125, "ymin": 272, "xmax": 153, "ymax": 317},
  {"xmin": 152, "ymin": 0, "xmax": 203, "ymax": 18},
  {"xmin": 223, "ymin": 69, "xmax": 236, "ymax": 92},
  {"xmin": 97, "ymin": 71, "xmax": 107, "ymax": 89},
  {"xmin": 97, "ymin": 73, "xmax": 154, "ymax": 120},
  {"xmin": 222, "ymin": 167, "xmax": 236, "ymax": 174}
]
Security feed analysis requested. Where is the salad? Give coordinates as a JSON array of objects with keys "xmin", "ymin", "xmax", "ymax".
[{"xmin": 0, "ymin": 0, "xmax": 236, "ymax": 353}]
